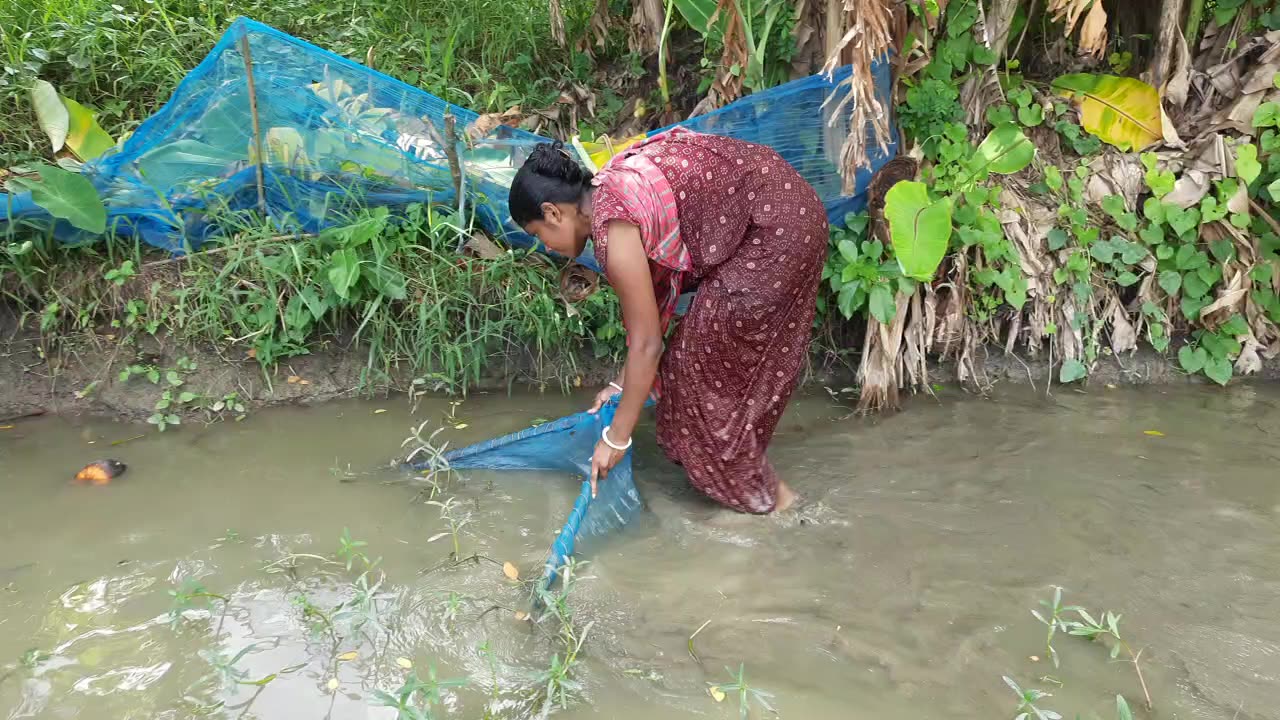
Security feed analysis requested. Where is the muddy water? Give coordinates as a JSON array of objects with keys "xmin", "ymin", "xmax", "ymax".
[{"xmin": 2, "ymin": 385, "xmax": 1280, "ymax": 719}]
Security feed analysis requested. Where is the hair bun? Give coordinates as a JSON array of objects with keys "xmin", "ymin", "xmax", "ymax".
[{"xmin": 527, "ymin": 141, "xmax": 590, "ymax": 186}]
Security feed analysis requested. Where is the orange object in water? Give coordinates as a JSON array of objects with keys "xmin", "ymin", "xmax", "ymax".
[{"xmin": 74, "ymin": 459, "xmax": 126, "ymax": 485}]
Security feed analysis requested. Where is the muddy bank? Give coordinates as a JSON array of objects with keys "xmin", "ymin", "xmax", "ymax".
[{"xmin": 5, "ymin": 312, "xmax": 1280, "ymax": 422}]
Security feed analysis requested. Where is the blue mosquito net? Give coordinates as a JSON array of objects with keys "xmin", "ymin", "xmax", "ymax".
[
  {"xmin": 0, "ymin": 18, "xmax": 896, "ymax": 275},
  {"xmin": 408, "ymin": 397, "xmax": 644, "ymax": 589}
]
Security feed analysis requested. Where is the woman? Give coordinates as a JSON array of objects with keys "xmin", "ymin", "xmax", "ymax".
[{"xmin": 508, "ymin": 128, "xmax": 827, "ymax": 514}]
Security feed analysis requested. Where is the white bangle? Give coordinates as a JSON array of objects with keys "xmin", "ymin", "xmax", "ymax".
[
  {"xmin": 609, "ymin": 381, "xmax": 624, "ymax": 392},
  {"xmin": 602, "ymin": 425, "xmax": 633, "ymax": 451}
]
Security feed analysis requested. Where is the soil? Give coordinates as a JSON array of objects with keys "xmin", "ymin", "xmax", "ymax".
[{"xmin": 4, "ymin": 300, "xmax": 1279, "ymax": 423}]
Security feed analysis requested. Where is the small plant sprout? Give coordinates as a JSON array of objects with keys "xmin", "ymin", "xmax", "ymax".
[
  {"xmin": 1003, "ymin": 675, "xmax": 1061, "ymax": 720},
  {"xmin": 708, "ymin": 664, "xmax": 777, "ymax": 719},
  {"xmin": 337, "ymin": 527, "xmax": 373, "ymax": 571},
  {"xmin": 372, "ymin": 666, "xmax": 468, "ymax": 720},
  {"xmin": 1067, "ymin": 607, "xmax": 1153, "ymax": 710},
  {"xmin": 168, "ymin": 579, "xmax": 228, "ymax": 628},
  {"xmin": 425, "ymin": 497, "xmax": 471, "ymax": 560},
  {"xmin": 402, "ymin": 419, "xmax": 455, "ymax": 497},
  {"xmin": 1030, "ymin": 586, "xmax": 1078, "ymax": 668}
]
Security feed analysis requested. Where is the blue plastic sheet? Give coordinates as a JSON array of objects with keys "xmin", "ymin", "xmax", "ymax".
[
  {"xmin": 409, "ymin": 398, "xmax": 643, "ymax": 590},
  {"xmin": 0, "ymin": 17, "xmax": 896, "ymax": 273}
]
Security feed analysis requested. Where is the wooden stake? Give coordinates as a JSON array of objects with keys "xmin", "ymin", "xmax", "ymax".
[{"xmin": 239, "ymin": 33, "xmax": 267, "ymax": 216}]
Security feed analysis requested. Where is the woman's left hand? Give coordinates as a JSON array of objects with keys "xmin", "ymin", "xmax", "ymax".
[{"xmin": 589, "ymin": 438, "xmax": 627, "ymax": 498}]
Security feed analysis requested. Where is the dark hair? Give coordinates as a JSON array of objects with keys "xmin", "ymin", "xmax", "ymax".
[{"xmin": 509, "ymin": 141, "xmax": 593, "ymax": 225}]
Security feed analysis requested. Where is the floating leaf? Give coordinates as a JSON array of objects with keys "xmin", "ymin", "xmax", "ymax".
[
  {"xmin": 63, "ymin": 97, "xmax": 115, "ymax": 161},
  {"xmin": 1143, "ymin": 430, "xmax": 1164, "ymax": 437},
  {"xmin": 1051, "ymin": 74, "xmax": 1161, "ymax": 151},
  {"xmin": 337, "ymin": 651, "xmax": 358, "ymax": 661},
  {"xmin": 327, "ymin": 677, "xmax": 339, "ymax": 691},
  {"xmin": 287, "ymin": 375, "xmax": 301, "ymax": 384},
  {"xmin": 971, "ymin": 123, "xmax": 1036, "ymax": 175},
  {"xmin": 708, "ymin": 686, "xmax": 726, "ymax": 702},
  {"xmin": 884, "ymin": 180, "xmax": 952, "ymax": 281},
  {"xmin": 6, "ymin": 164, "xmax": 106, "ymax": 233},
  {"xmin": 502, "ymin": 561, "xmax": 520, "ymax": 580},
  {"xmin": 30, "ymin": 79, "xmax": 68, "ymax": 152},
  {"xmin": 514, "ymin": 610, "xmax": 530, "ymax": 621},
  {"xmin": 396, "ymin": 657, "xmax": 413, "ymax": 669},
  {"xmin": 373, "ymin": 408, "xmax": 387, "ymax": 414}
]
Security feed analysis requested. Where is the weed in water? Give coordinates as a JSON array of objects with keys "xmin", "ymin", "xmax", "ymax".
[
  {"xmin": 426, "ymin": 497, "xmax": 471, "ymax": 560},
  {"xmin": 1066, "ymin": 607, "xmax": 1152, "ymax": 710},
  {"xmin": 167, "ymin": 579, "xmax": 228, "ymax": 628},
  {"xmin": 1030, "ymin": 586, "xmax": 1075, "ymax": 668},
  {"xmin": 709, "ymin": 664, "xmax": 777, "ymax": 719},
  {"xmin": 372, "ymin": 666, "xmax": 468, "ymax": 720},
  {"xmin": 337, "ymin": 527, "xmax": 371, "ymax": 571},
  {"xmin": 1002, "ymin": 675, "xmax": 1062, "ymax": 720}
]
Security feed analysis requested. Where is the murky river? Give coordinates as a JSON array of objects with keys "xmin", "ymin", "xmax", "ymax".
[{"xmin": 3, "ymin": 385, "xmax": 1279, "ymax": 719}]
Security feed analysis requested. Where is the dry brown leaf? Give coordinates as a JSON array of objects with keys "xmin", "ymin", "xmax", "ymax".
[
  {"xmin": 1047, "ymin": 0, "xmax": 1093, "ymax": 35},
  {"xmin": 1227, "ymin": 182, "xmax": 1250, "ymax": 214},
  {"xmin": 464, "ymin": 107, "xmax": 523, "ymax": 146},
  {"xmin": 549, "ymin": 0, "xmax": 567, "ymax": 47},
  {"xmin": 1164, "ymin": 170, "xmax": 1211, "ymax": 208},
  {"xmin": 1236, "ymin": 337, "xmax": 1264, "ymax": 375},
  {"xmin": 1164, "ymin": 30, "xmax": 1192, "ymax": 107},
  {"xmin": 502, "ymin": 561, "xmax": 520, "ymax": 581},
  {"xmin": 1077, "ymin": 1, "xmax": 1108, "ymax": 59}
]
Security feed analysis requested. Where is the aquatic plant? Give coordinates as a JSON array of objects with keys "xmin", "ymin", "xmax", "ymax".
[
  {"xmin": 1002, "ymin": 675, "xmax": 1061, "ymax": 720},
  {"xmin": 426, "ymin": 497, "xmax": 472, "ymax": 561},
  {"xmin": 1066, "ymin": 608, "xmax": 1152, "ymax": 710},
  {"xmin": 372, "ymin": 666, "xmax": 468, "ymax": 720},
  {"xmin": 709, "ymin": 664, "xmax": 777, "ymax": 719},
  {"xmin": 1030, "ymin": 586, "xmax": 1074, "ymax": 669}
]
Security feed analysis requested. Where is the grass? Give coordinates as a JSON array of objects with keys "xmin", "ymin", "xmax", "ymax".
[
  {"xmin": 2, "ymin": 200, "xmax": 625, "ymax": 394},
  {"xmin": 0, "ymin": 0, "xmax": 633, "ymax": 166}
]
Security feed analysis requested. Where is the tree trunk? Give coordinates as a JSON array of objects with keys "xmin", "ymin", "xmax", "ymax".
[
  {"xmin": 629, "ymin": 0, "xmax": 665, "ymax": 54},
  {"xmin": 1151, "ymin": 0, "xmax": 1187, "ymax": 91},
  {"xmin": 986, "ymin": 0, "xmax": 1021, "ymax": 61}
]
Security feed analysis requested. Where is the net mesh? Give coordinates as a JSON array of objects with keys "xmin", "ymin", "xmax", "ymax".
[{"xmin": 1, "ymin": 17, "xmax": 896, "ymax": 274}]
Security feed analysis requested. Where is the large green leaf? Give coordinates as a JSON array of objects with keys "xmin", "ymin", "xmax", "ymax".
[
  {"xmin": 969, "ymin": 123, "xmax": 1036, "ymax": 175},
  {"xmin": 63, "ymin": 97, "xmax": 115, "ymax": 161},
  {"xmin": 672, "ymin": 0, "xmax": 721, "ymax": 34},
  {"xmin": 327, "ymin": 248, "xmax": 361, "ymax": 300},
  {"xmin": 6, "ymin": 164, "xmax": 106, "ymax": 233},
  {"xmin": 30, "ymin": 79, "xmax": 68, "ymax": 153},
  {"xmin": 1051, "ymin": 74, "xmax": 1162, "ymax": 152},
  {"xmin": 884, "ymin": 181, "xmax": 952, "ymax": 282}
]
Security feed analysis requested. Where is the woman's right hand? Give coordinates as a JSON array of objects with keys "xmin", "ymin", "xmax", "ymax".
[{"xmin": 587, "ymin": 384, "xmax": 622, "ymax": 414}]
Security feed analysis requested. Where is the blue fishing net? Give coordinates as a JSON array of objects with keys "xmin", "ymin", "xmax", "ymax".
[
  {"xmin": 0, "ymin": 17, "xmax": 896, "ymax": 274},
  {"xmin": 408, "ymin": 398, "xmax": 644, "ymax": 589}
]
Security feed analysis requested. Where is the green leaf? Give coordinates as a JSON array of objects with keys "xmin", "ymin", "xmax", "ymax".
[
  {"xmin": 1221, "ymin": 314, "xmax": 1249, "ymax": 336},
  {"xmin": 885, "ymin": 181, "xmax": 952, "ymax": 281},
  {"xmin": 1048, "ymin": 227, "xmax": 1069, "ymax": 250},
  {"xmin": 1117, "ymin": 695, "xmax": 1134, "ymax": 720},
  {"xmin": 1059, "ymin": 359, "xmax": 1087, "ymax": 383},
  {"xmin": 1116, "ymin": 270, "xmax": 1139, "ymax": 287},
  {"xmin": 63, "ymin": 97, "xmax": 115, "ymax": 161},
  {"xmin": 1252, "ymin": 101, "xmax": 1280, "ymax": 129},
  {"xmin": 671, "ymin": 0, "xmax": 721, "ymax": 35},
  {"xmin": 1179, "ymin": 345, "xmax": 1207, "ymax": 373},
  {"xmin": 1158, "ymin": 270, "xmax": 1182, "ymax": 295},
  {"xmin": 1182, "ymin": 295, "xmax": 1208, "ymax": 321},
  {"xmin": 7, "ymin": 164, "xmax": 106, "ymax": 233},
  {"xmin": 838, "ymin": 239, "xmax": 859, "ymax": 264},
  {"xmin": 1143, "ymin": 197, "xmax": 1167, "ymax": 224},
  {"xmin": 30, "ymin": 79, "xmax": 68, "ymax": 153},
  {"xmin": 1269, "ymin": 177, "xmax": 1280, "ymax": 203},
  {"xmin": 327, "ymin": 248, "xmax": 361, "ymax": 300},
  {"xmin": 1166, "ymin": 206, "xmax": 1200, "ymax": 237},
  {"xmin": 1017, "ymin": 104, "xmax": 1044, "ymax": 127},
  {"xmin": 1045, "ymin": 166, "xmax": 1063, "ymax": 191},
  {"xmin": 1051, "ymin": 74, "xmax": 1162, "ymax": 151},
  {"xmin": 1235, "ymin": 143, "xmax": 1261, "ymax": 185},
  {"xmin": 969, "ymin": 123, "xmax": 1036, "ymax": 175},
  {"xmin": 1183, "ymin": 271, "xmax": 1210, "ymax": 299},
  {"xmin": 1205, "ymin": 357, "xmax": 1233, "ymax": 385},
  {"xmin": 869, "ymin": 284, "xmax": 896, "ymax": 324}
]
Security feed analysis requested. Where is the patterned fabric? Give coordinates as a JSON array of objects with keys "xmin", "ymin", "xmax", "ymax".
[
  {"xmin": 591, "ymin": 129, "xmax": 692, "ymax": 330},
  {"xmin": 591, "ymin": 130, "xmax": 828, "ymax": 514}
]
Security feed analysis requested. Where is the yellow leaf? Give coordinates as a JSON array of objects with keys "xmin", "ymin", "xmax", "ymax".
[
  {"xmin": 1143, "ymin": 430, "xmax": 1164, "ymax": 437},
  {"xmin": 514, "ymin": 610, "xmax": 530, "ymax": 621},
  {"xmin": 453, "ymin": 423, "xmax": 469, "ymax": 430},
  {"xmin": 327, "ymin": 678, "xmax": 339, "ymax": 691},
  {"xmin": 62, "ymin": 96, "xmax": 115, "ymax": 161},
  {"xmin": 502, "ymin": 561, "xmax": 520, "ymax": 580},
  {"xmin": 299, "ymin": 379, "xmax": 311, "ymax": 385},
  {"xmin": 287, "ymin": 375, "xmax": 301, "ymax": 384},
  {"xmin": 396, "ymin": 657, "xmax": 413, "ymax": 669},
  {"xmin": 0, "ymin": 425, "xmax": 12, "ymax": 430},
  {"xmin": 374, "ymin": 408, "xmax": 387, "ymax": 414},
  {"xmin": 337, "ymin": 651, "xmax": 358, "ymax": 661},
  {"xmin": 1052, "ymin": 74, "xmax": 1161, "ymax": 151},
  {"xmin": 709, "ymin": 686, "xmax": 726, "ymax": 702}
]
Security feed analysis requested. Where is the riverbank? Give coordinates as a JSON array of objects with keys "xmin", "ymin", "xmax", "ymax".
[{"xmin": 6, "ymin": 303, "xmax": 1279, "ymax": 424}]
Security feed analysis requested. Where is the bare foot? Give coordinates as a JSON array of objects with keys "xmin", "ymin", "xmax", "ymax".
[{"xmin": 773, "ymin": 480, "xmax": 799, "ymax": 513}]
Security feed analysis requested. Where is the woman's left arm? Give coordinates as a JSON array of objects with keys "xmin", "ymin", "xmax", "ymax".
[{"xmin": 589, "ymin": 220, "xmax": 663, "ymax": 495}]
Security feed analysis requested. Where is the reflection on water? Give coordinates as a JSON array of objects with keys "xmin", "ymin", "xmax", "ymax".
[{"xmin": 2, "ymin": 385, "xmax": 1280, "ymax": 719}]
